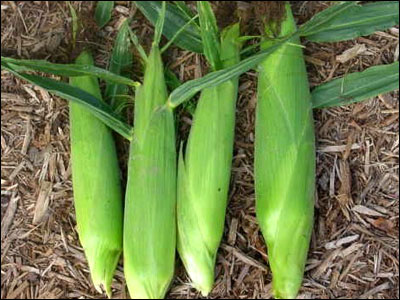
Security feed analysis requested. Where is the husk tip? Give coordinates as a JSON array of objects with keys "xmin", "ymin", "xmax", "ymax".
[
  {"xmin": 93, "ymin": 280, "xmax": 112, "ymax": 299},
  {"xmin": 272, "ymin": 278, "xmax": 301, "ymax": 300},
  {"xmin": 190, "ymin": 273, "xmax": 214, "ymax": 297},
  {"xmin": 199, "ymin": 286, "xmax": 212, "ymax": 297},
  {"xmin": 84, "ymin": 244, "xmax": 121, "ymax": 299}
]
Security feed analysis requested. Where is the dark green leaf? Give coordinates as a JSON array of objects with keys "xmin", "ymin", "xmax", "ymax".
[
  {"xmin": 198, "ymin": 1, "xmax": 221, "ymax": 71},
  {"xmin": 168, "ymin": 37, "xmax": 288, "ymax": 108},
  {"xmin": 165, "ymin": 68, "xmax": 182, "ymax": 91},
  {"xmin": 68, "ymin": 2, "xmax": 79, "ymax": 48},
  {"xmin": 312, "ymin": 62, "xmax": 399, "ymax": 109},
  {"xmin": 299, "ymin": 2, "xmax": 358, "ymax": 36},
  {"xmin": 300, "ymin": 1, "xmax": 399, "ymax": 42},
  {"xmin": 114, "ymin": 100, "xmax": 134, "ymax": 114},
  {"xmin": 1, "ymin": 56, "xmax": 140, "ymax": 87},
  {"xmin": 105, "ymin": 20, "xmax": 133, "ymax": 108},
  {"xmin": 95, "ymin": 1, "xmax": 114, "ymax": 28},
  {"xmin": 2, "ymin": 63, "xmax": 133, "ymax": 140},
  {"xmin": 135, "ymin": 1, "xmax": 203, "ymax": 53},
  {"xmin": 174, "ymin": 1, "xmax": 195, "ymax": 18},
  {"xmin": 127, "ymin": 27, "xmax": 148, "ymax": 62},
  {"xmin": 153, "ymin": 1, "xmax": 167, "ymax": 46},
  {"xmin": 161, "ymin": 14, "xmax": 199, "ymax": 53},
  {"xmin": 240, "ymin": 42, "xmax": 262, "ymax": 58},
  {"xmin": 181, "ymin": 100, "xmax": 197, "ymax": 116}
]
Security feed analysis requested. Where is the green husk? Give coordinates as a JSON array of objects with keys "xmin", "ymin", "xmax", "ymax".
[
  {"xmin": 255, "ymin": 4, "xmax": 315, "ymax": 299},
  {"xmin": 123, "ymin": 35, "xmax": 177, "ymax": 300},
  {"xmin": 69, "ymin": 51, "xmax": 123, "ymax": 298},
  {"xmin": 177, "ymin": 23, "xmax": 241, "ymax": 296}
]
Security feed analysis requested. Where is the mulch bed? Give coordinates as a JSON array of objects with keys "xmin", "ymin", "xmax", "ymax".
[{"xmin": 1, "ymin": 1, "xmax": 398, "ymax": 299}]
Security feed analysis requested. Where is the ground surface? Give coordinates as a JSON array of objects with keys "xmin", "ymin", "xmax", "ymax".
[{"xmin": 1, "ymin": 1, "xmax": 399, "ymax": 299}]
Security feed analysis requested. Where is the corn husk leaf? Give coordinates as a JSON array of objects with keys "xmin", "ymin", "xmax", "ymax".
[
  {"xmin": 197, "ymin": 1, "xmax": 221, "ymax": 71},
  {"xmin": 300, "ymin": 1, "xmax": 399, "ymax": 42},
  {"xmin": 135, "ymin": 1, "xmax": 202, "ymax": 53},
  {"xmin": 68, "ymin": 2, "xmax": 79, "ymax": 48},
  {"xmin": 168, "ymin": 37, "xmax": 288, "ymax": 108},
  {"xmin": 1, "ymin": 56, "xmax": 139, "ymax": 87},
  {"xmin": 312, "ymin": 61, "xmax": 399, "ymax": 109},
  {"xmin": 174, "ymin": 1, "xmax": 196, "ymax": 18},
  {"xmin": 165, "ymin": 67, "xmax": 182, "ymax": 91},
  {"xmin": 95, "ymin": 1, "xmax": 114, "ymax": 28},
  {"xmin": 105, "ymin": 19, "xmax": 133, "ymax": 108},
  {"xmin": 1, "ymin": 61, "xmax": 133, "ymax": 140},
  {"xmin": 127, "ymin": 26, "xmax": 148, "ymax": 63},
  {"xmin": 160, "ymin": 14, "xmax": 199, "ymax": 54}
]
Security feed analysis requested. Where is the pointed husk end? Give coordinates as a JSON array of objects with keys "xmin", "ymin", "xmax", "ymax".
[
  {"xmin": 125, "ymin": 273, "xmax": 172, "ymax": 299},
  {"xmin": 84, "ymin": 244, "xmax": 121, "ymax": 298},
  {"xmin": 179, "ymin": 252, "xmax": 215, "ymax": 296}
]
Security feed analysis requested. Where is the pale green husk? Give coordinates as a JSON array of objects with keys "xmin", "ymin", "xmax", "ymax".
[
  {"xmin": 69, "ymin": 51, "xmax": 123, "ymax": 298},
  {"xmin": 255, "ymin": 4, "xmax": 316, "ymax": 299},
  {"xmin": 123, "ymin": 45, "xmax": 177, "ymax": 299},
  {"xmin": 177, "ymin": 23, "xmax": 241, "ymax": 296}
]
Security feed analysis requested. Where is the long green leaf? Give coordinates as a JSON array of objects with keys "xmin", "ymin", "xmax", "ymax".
[
  {"xmin": 161, "ymin": 14, "xmax": 199, "ymax": 53},
  {"xmin": 174, "ymin": 1, "xmax": 195, "ymax": 19},
  {"xmin": 301, "ymin": 1, "xmax": 399, "ymax": 42},
  {"xmin": 299, "ymin": 2, "xmax": 358, "ymax": 37},
  {"xmin": 68, "ymin": 2, "xmax": 79, "ymax": 48},
  {"xmin": 1, "ymin": 56, "xmax": 140, "ymax": 87},
  {"xmin": 135, "ymin": 1, "xmax": 203, "ymax": 53},
  {"xmin": 105, "ymin": 20, "xmax": 133, "ymax": 108},
  {"xmin": 312, "ymin": 62, "xmax": 399, "ymax": 109},
  {"xmin": 168, "ymin": 37, "xmax": 288, "ymax": 108},
  {"xmin": 127, "ymin": 27, "xmax": 148, "ymax": 62},
  {"xmin": 197, "ymin": 1, "xmax": 221, "ymax": 71},
  {"xmin": 165, "ymin": 68, "xmax": 182, "ymax": 91},
  {"xmin": 95, "ymin": 1, "xmax": 114, "ymax": 28},
  {"xmin": 153, "ymin": 1, "xmax": 167, "ymax": 46},
  {"xmin": 2, "ymin": 63, "xmax": 133, "ymax": 140}
]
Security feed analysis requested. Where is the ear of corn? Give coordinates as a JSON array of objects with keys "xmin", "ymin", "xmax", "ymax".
[
  {"xmin": 177, "ymin": 23, "xmax": 241, "ymax": 296},
  {"xmin": 255, "ymin": 4, "xmax": 315, "ymax": 299},
  {"xmin": 69, "ymin": 51, "xmax": 123, "ymax": 298},
  {"xmin": 123, "ymin": 44, "xmax": 177, "ymax": 299}
]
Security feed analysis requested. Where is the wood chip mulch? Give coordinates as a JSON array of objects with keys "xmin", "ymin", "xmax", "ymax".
[{"xmin": 1, "ymin": 1, "xmax": 398, "ymax": 299}]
